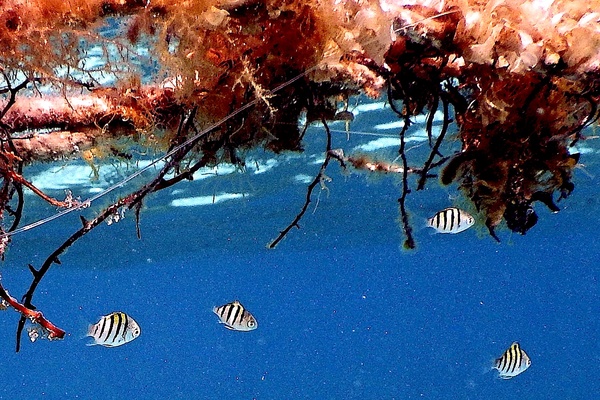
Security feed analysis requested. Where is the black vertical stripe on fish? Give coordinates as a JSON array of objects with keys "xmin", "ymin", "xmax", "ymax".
[
  {"xmin": 507, "ymin": 345, "xmax": 515, "ymax": 371},
  {"xmin": 512, "ymin": 345, "xmax": 519, "ymax": 372},
  {"xmin": 99, "ymin": 315, "xmax": 110, "ymax": 342},
  {"xmin": 511, "ymin": 344, "xmax": 522, "ymax": 373},
  {"xmin": 123, "ymin": 313, "xmax": 129, "ymax": 339},
  {"xmin": 234, "ymin": 304, "xmax": 243, "ymax": 325},
  {"xmin": 111, "ymin": 312, "xmax": 124, "ymax": 343},
  {"xmin": 99, "ymin": 314, "xmax": 110, "ymax": 341},
  {"xmin": 226, "ymin": 304, "xmax": 236, "ymax": 324},
  {"xmin": 441, "ymin": 211, "xmax": 446, "ymax": 230},
  {"xmin": 441, "ymin": 209, "xmax": 446, "ymax": 230},
  {"xmin": 225, "ymin": 304, "xmax": 233, "ymax": 323},
  {"xmin": 231, "ymin": 305, "xmax": 240, "ymax": 325},
  {"xmin": 235, "ymin": 304, "xmax": 246, "ymax": 326},
  {"xmin": 103, "ymin": 313, "xmax": 116, "ymax": 342},
  {"xmin": 236, "ymin": 306, "xmax": 246, "ymax": 326},
  {"xmin": 508, "ymin": 345, "xmax": 516, "ymax": 373}
]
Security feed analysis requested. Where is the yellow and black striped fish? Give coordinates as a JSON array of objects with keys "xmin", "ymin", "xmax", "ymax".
[
  {"xmin": 86, "ymin": 312, "xmax": 141, "ymax": 347},
  {"xmin": 213, "ymin": 300, "xmax": 257, "ymax": 331},
  {"xmin": 493, "ymin": 342, "xmax": 531, "ymax": 379},
  {"xmin": 427, "ymin": 207, "xmax": 475, "ymax": 234}
]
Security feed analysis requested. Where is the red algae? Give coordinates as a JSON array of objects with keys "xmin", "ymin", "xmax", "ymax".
[
  {"xmin": 0, "ymin": 0, "xmax": 599, "ymax": 255},
  {"xmin": 1, "ymin": 0, "xmax": 600, "ymax": 351}
]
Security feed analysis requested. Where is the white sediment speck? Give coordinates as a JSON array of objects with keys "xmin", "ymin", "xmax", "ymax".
[
  {"xmin": 354, "ymin": 101, "xmax": 388, "ymax": 113},
  {"xmin": 572, "ymin": 144, "xmax": 597, "ymax": 154},
  {"xmin": 294, "ymin": 174, "xmax": 313, "ymax": 184},
  {"xmin": 170, "ymin": 192, "xmax": 247, "ymax": 207},
  {"xmin": 247, "ymin": 158, "xmax": 279, "ymax": 174},
  {"xmin": 354, "ymin": 137, "xmax": 400, "ymax": 151},
  {"xmin": 30, "ymin": 165, "xmax": 103, "ymax": 191},
  {"xmin": 374, "ymin": 111, "xmax": 445, "ymax": 130}
]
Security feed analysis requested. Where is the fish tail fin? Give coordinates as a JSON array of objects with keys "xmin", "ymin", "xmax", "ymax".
[
  {"xmin": 87, "ymin": 323, "xmax": 98, "ymax": 337},
  {"xmin": 83, "ymin": 323, "xmax": 98, "ymax": 345},
  {"xmin": 78, "ymin": 322, "xmax": 96, "ymax": 346},
  {"xmin": 423, "ymin": 218, "xmax": 436, "ymax": 235},
  {"xmin": 404, "ymin": 208, "xmax": 429, "ymax": 233},
  {"xmin": 84, "ymin": 330, "xmax": 98, "ymax": 346},
  {"xmin": 484, "ymin": 356, "xmax": 501, "ymax": 377}
]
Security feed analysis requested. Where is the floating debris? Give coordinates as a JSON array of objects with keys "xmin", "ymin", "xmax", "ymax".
[
  {"xmin": 333, "ymin": 110, "xmax": 354, "ymax": 121},
  {"xmin": 106, "ymin": 207, "xmax": 126, "ymax": 226},
  {"xmin": 347, "ymin": 155, "xmax": 405, "ymax": 174}
]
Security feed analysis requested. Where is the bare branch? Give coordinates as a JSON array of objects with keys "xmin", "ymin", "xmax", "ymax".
[
  {"xmin": 268, "ymin": 118, "xmax": 334, "ymax": 249},
  {"xmin": 417, "ymin": 94, "xmax": 450, "ymax": 190},
  {"xmin": 388, "ymin": 82, "xmax": 416, "ymax": 250},
  {"xmin": 0, "ymin": 279, "xmax": 65, "ymax": 346}
]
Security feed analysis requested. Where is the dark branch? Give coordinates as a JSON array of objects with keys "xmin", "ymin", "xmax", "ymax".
[
  {"xmin": 426, "ymin": 94, "xmax": 439, "ymax": 148},
  {"xmin": 417, "ymin": 94, "xmax": 450, "ymax": 190},
  {"xmin": 388, "ymin": 82, "xmax": 416, "ymax": 250},
  {"xmin": 0, "ymin": 76, "xmax": 32, "ymax": 122},
  {"xmin": 267, "ymin": 118, "xmax": 333, "ymax": 249}
]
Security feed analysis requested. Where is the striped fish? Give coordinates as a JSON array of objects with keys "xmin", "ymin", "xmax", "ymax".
[
  {"xmin": 493, "ymin": 342, "xmax": 531, "ymax": 379},
  {"xmin": 86, "ymin": 312, "xmax": 141, "ymax": 347},
  {"xmin": 213, "ymin": 300, "xmax": 257, "ymax": 331},
  {"xmin": 426, "ymin": 207, "xmax": 475, "ymax": 234}
]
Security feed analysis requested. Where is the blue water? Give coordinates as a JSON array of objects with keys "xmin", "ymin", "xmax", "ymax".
[{"xmin": 0, "ymin": 98, "xmax": 598, "ymax": 399}]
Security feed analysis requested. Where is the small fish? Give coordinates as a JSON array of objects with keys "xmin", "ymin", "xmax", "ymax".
[
  {"xmin": 213, "ymin": 300, "xmax": 257, "ymax": 331},
  {"xmin": 86, "ymin": 312, "xmax": 141, "ymax": 347},
  {"xmin": 426, "ymin": 207, "xmax": 475, "ymax": 234},
  {"xmin": 493, "ymin": 342, "xmax": 531, "ymax": 379}
]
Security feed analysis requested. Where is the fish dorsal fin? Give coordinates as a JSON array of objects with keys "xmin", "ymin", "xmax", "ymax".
[{"xmin": 232, "ymin": 300, "xmax": 244, "ymax": 309}]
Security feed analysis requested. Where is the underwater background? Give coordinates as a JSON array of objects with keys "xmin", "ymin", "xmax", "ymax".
[{"xmin": 0, "ymin": 96, "xmax": 598, "ymax": 399}]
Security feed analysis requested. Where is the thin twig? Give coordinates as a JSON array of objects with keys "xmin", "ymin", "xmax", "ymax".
[
  {"xmin": 0, "ymin": 279, "xmax": 65, "ymax": 342},
  {"xmin": 0, "ymin": 76, "xmax": 31, "ymax": 122},
  {"xmin": 426, "ymin": 94, "xmax": 439, "ymax": 148},
  {"xmin": 268, "ymin": 117, "xmax": 333, "ymax": 249},
  {"xmin": 417, "ymin": 94, "xmax": 450, "ymax": 190},
  {"xmin": 388, "ymin": 82, "xmax": 416, "ymax": 249},
  {"xmin": 7, "ymin": 182, "xmax": 23, "ymax": 232}
]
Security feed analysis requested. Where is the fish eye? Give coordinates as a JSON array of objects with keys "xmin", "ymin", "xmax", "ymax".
[{"xmin": 248, "ymin": 320, "xmax": 256, "ymax": 327}]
